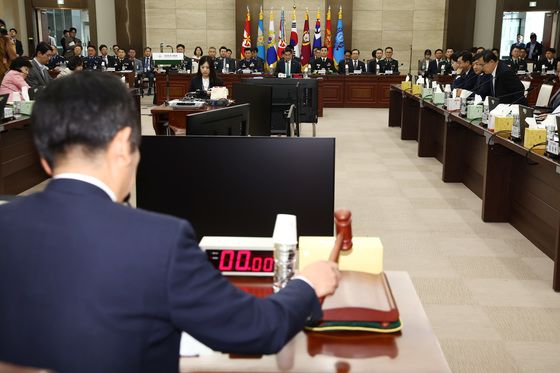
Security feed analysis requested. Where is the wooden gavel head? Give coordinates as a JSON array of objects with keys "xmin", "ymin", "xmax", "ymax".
[{"xmin": 334, "ymin": 209, "xmax": 353, "ymax": 251}]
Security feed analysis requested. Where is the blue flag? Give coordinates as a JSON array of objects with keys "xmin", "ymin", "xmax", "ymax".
[{"xmin": 333, "ymin": 7, "xmax": 345, "ymax": 67}]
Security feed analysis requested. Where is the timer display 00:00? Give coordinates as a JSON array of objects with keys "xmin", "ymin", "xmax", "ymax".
[{"xmin": 205, "ymin": 249, "xmax": 275, "ymax": 274}]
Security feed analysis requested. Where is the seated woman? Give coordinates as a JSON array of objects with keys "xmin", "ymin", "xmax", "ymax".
[
  {"xmin": 191, "ymin": 46, "xmax": 203, "ymax": 73},
  {"xmin": 0, "ymin": 56, "xmax": 31, "ymax": 101},
  {"xmin": 188, "ymin": 55, "xmax": 223, "ymax": 94}
]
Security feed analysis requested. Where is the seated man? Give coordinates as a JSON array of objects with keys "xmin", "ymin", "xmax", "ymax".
[
  {"xmin": 471, "ymin": 52, "xmax": 492, "ymax": 99},
  {"xmin": 251, "ymin": 47, "xmax": 266, "ymax": 69},
  {"xmin": 141, "ymin": 47, "xmax": 155, "ymax": 96},
  {"xmin": 379, "ymin": 46, "xmax": 399, "ymax": 75},
  {"xmin": 99, "ymin": 44, "xmax": 115, "ymax": 68},
  {"xmin": 237, "ymin": 48, "xmax": 261, "ymax": 72},
  {"xmin": 427, "ymin": 49, "xmax": 444, "ymax": 77},
  {"xmin": 26, "ymin": 42, "xmax": 53, "ymax": 91},
  {"xmin": 536, "ymin": 48, "xmax": 557, "ymax": 73},
  {"xmin": 176, "ymin": 44, "xmax": 193, "ymax": 72},
  {"xmin": 440, "ymin": 48, "xmax": 455, "ymax": 75},
  {"xmin": 216, "ymin": 46, "xmax": 236, "ymax": 73},
  {"xmin": 0, "ymin": 72, "xmax": 339, "ymax": 373},
  {"xmin": 451, "ymin": 50, "xmax": 476, "ymax": 91},
  {"xmin": 475, "ymin": 50, "xmax": 527, "ymax": 105},
  {"xmin": 505, "ymin": 46, "xmax": 527, "ymax": 73},
  {"xmin": 47, "ymin": 45, "xmax": 66, "ymax": 69},
  {"xmin": 367, "ymin": 48, "xmax": 384, "ymax": 74},
  {"xmin": 276, "ymin": 48, "xmax": 301, "ymax": 77},
  {"xmin": 338, "ymin": 48, "xmax": 365, "ymax": 74},
  {"xmin": 309, "ymin": 47, "xmax": 321, "ymax": 66},
  {"xmin": 110, "ymin": 48, "xmax": 134, "ymax": 71},
  {"xmin": 310, "ymin": 46, "xmax": 336, "ymax": 73},
  {"xmin": 338, "ymin": 49, "xmax": 351, "ymax": 68},
  {"xmin": 83, "ymin": 45, "xmax": 102, "ymax": 70}
]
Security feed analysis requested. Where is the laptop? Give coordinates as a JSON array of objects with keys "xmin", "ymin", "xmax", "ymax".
[
  {"xmin": 488, "ymin": 96, "xmax": 500, "ymax": 112},
  {"xmin": 517, "ymin": 105, "xmax": 534, "ymax": 141},
  {"xmin": 0, "ymin": 94, "xmax": 8, "ymax": 120}
]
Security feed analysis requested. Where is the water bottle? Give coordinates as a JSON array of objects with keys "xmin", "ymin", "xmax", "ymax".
[
  {"xmin": 345, "ymin": 63, "xmax": 349, "ymax": 75},
  {"xmin": 272, "ymin": 214, "xmax": 298, "ymax": 293},
  {"xmin": 303, "ymin": 66, "xmax": 309, "ymax": 78},
  {"xmin": 101, "ymin": 61, "xmax": 106, "ymax": 71},
  {"xmin": 440, "ymin": 64, "xmax": 445, "ymax": 75},
  {"xmin": 376, "ymin": 63, "xmax": 380, "ymax": 74},
  {"xmin": 460, "ymin": 97, "xmax": 467, "ymax": 117},
  {"xmin": 12, "ymin": 92, "xmax": 21, "ymax": 115},
  {"xmin": 225, "ymin": 63, "xmax": 229, "ymax": 73}
]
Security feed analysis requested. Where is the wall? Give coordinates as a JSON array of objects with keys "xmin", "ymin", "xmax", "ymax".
[
  {"xmin": 473, "ymin": 0, "xmax": 496, "ymax": 49},
  {"xmin": 95, "ymin": 0, "xmax": 116, "ymax": 47},
  {"xmin": 352, "ymin": 0, "xmax": 446, "ymax": 74}
]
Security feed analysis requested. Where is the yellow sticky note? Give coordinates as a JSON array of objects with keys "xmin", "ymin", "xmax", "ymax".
[
  {"xmin": 523, "ymin": 128, "xmax": 547, "ymax": 150},
  {"xmin": 298, "ymin": 236, "xmax": 383, "ymax": 275}
]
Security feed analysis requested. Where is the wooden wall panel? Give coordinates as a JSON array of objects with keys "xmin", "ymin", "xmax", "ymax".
[{"xmin": 115, "ymin": 0, "xmax": 144, "ymax": 53}]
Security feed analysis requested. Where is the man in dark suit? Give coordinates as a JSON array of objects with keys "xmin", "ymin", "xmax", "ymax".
[
  {"xmin": 63, "ymin": 27, "xmax": 82, "ymax": 59},
  {"xmin": 26, "ymin": 42, "xmax": 53, "ymax": 91},
  {"xmin": 338, "ymin": 48, "xmax": 365, "ymax": 74},
  {"xmin": 526, "ymin": 33, "xmax": 543, "ymax": 62},
  {"xmin": 216, "ymin": 46, "xmax": 236, "ymax": 73},
  {"xmin": 309, "ymin": 47, "xmax": 321, "ymax": 66},
  {"xmin": 451, "ymin": 50, "xmax": 477, "ymax": 91},
  {"xmin": 60, "ymin": 29, "xmax": 69, "ymax": 56},
  {"xmin": 535, "ymin": 48, "xmax": 557, "ymax": 73},
  {"xmin": 176, "ymin": 43, "xmax": 193, "ymax": 72},
  {"xmin": 427, "ymin": 49, "xmax": 444, "ymax": 77},
  {"xmin": 8, "ymin": 28, "xmax": 23, "ymax": 56},
  {"xmin": 99, "ymin": 44, "xmax": 115, "ymax": 69},
  {"xmin": 476, "ymin": 50, "xmax": 527, "ymax": 105},
  {"xmin": 505, "ymin": 46, "xmax": 528, "ymax": 73},
  {"xmin": 251, "ymin": 47, "xmax": 266, "ymax": 70},
  {"xmin": 310, "ymin": 46, "xmax": 336, "ymax": 73},
  {"xmin": 110, "ymin": 48, "xmax": 134, "ymax": 71},
  {"xmin": 0, "ymin": 72, "xmax": 339, "ymax": 373},
  {"xmin": 141, "ymin": 47, "xmax": 155, "ymax": 95},
  {"xmin": 510, "ymin": 34, "xmax": 525, "ymax": 54},
  {"xmin": 276, "ymin": 48, "xmax": 301, "ymax": 77},
  {"xmin": 367, "ymin": 48, "xmax": 384, "ymax": 74},
  {"xmin": 379, "ymin": 46, "xmax": 399, "ymax": 74}
]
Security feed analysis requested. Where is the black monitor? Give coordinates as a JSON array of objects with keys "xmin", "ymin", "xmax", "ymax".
[
  {"xmin": 232, "ymin": 82, "xmax": 272, "ymax": 136},
  {"xmin": 186, "ymin": 103, "xmax": 250, "ymax": 136},
  {"xmin": 136, "ymin": 136, "xmax": 336, "ymax": 240}
]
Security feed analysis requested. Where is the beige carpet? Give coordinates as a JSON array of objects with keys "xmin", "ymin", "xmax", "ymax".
[{"xmin": 24, "ymin": 99, "xmax": 560, "ymax": 372}]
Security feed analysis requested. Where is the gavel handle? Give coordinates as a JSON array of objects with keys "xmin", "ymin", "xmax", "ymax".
[{"xmin": 329, "ymin": 234, "xmax": 344, "ymax": 264}]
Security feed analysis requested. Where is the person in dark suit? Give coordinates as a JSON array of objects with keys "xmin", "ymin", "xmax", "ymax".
[
  {"xmin": 427, "ymin": 49, "xmax": 444, "ymax": 77},
  {"xmin": 98, "ymin": 44, "xmax": 115, "ymax": 69},
  {"xmin": 251, "ymin": 47, "xmax": 266, "ymax": 70},
  {"xmin": 176, "ymin": 43, "xmax": 193, "ymax": 72},
  {"xmin": 451, "ymin": 50, "xmax": 477, "ymax": 91},
  {"xmin": 367, "ymin": 48, "xmax": 384, "ymax": 74},
  {"xmin": 47, "ymin": 45, "xmax": 66, "ymax": 69},
  {"xmin": 60, "ymin": 29, "xmax": 69, "ymax": 56},
  {"xmin": 471, "ymin": 52, "xmax": 492, "ymax": 99},
  {"xmin": 8, "ymin": 28, "xmax": 23, "ymax": 56},
  {"xmin": 309, "ymin": 47, "xmax": 321, "ymax": 66},
  {"xmin": 379, "ymin": 46, "xmax": 399, "ymax": 74},
  {"xmin": 110, "ymin": 48, "xmax": 134, "ymax": 71},
  {"xmin": 510, "ymin": 34, "xmax": 525, "ymax": 54},
  {"xmin": 189, "ymin": 55, "xmax": 224, "ymax": 92},
  {"xmin": 535, "ymin": 48, "xmax": 557, "ymax": 73},
  {"xmin": 276, "ymin": 48, "xmax": 301, "ymax": 77},
  {"xmin": 237, "ymin": 49, "xmax": 261, "ymax": 72},
  {"xmin": 216, "ymin": 45, "xmax": 236, "ymax": 73},
  {"xmin": 26, "ymin": 42, "xmax": 53, "ymax": 91},
  {"xmin": 83, "ymin": 45, "xmax": 102, "ymax": 70},
  {"xmin": 310, "ymin": 46, "xmax": 336, "ymax": 73},
  {"xmin": 141, "ymin": 47, "xmax": 155, "ymax": 95},
  {"xmin": 476, "ymin": 50, "xmax": 527, "ymax": 105},
  {"xmin": 0, "ymin": 72, "xmax": 340, "ymax": 373},
  {"xmin": 526, "ymin": 33, "xmax": 543, "ymax": 62},
  {"xmin": 505, "ymin": 46, "xmax": 528, "ymax": 73},
  {"xmin": 338, "ymin": 48, "xmax": 366, "ymax": 74}
]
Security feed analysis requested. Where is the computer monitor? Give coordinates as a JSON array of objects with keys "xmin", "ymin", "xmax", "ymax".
[
  {"xmin": 136, "ymin": 136, "xmax": 336, "ymax": 240},
  {"xmin": 0, "ymin": 94, "xmax": 8, "ymax": 120},
  {"xmin": 186, "ymin": 103, "xmax": 250, "ymax": 136},
  {"xmin": 232, "ymin": 82, "xmax": 272, "ymax": 136}
]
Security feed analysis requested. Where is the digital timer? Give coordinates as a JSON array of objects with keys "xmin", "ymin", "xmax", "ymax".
[{"xmin": 200, "ymin": 236, "xmax": 276, "ymax": 277}]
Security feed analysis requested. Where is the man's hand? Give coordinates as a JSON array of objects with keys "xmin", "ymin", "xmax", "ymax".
[{"xmin": 300, "ymin": 260, "xmax": 341, "ymax": 298}]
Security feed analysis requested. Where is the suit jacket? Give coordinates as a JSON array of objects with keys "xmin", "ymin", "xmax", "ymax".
[
  {"xmin": 237, "ymin": 58, "xmax": 261, "ymax": 72},
  {"xmin": 526, "ymin": 41, "xmax": 543, "ymax": 61},
  {"xmin": 216, "ymin": 57, "xmax": 236, "ymax": 73},
  {"xmin": 26, "ymin": 58, "xmax": 52, "ymax": 90},
  {"xmin": 338, "ymin": 59, "xmax": 366, "ymax": 74},
  {"xmin": 535, "ymin": 57, "xmax": 557, "ymax": 72},
  {"xmin": 0, "ymin": 179, "xmax": 322, "ymax": 373},
  {"xmin": 110, "ymin": 58, "xmax": 134, "ymax": 71},
  {"xmin": 83, "ymin": 56, "xmax": 103, "ymax": 70},
  {"xmin": 492, "ymin": 61, "xmax": 527, "ymax": 105},
  {"xmin": 504, "ymin": 57, "xmax": 527, "ymax": 73},
  {"xmin": 367, "ymin": 59, "xmax": 382, "ymax": 74},
  {"xmin": 427, "ymin": 59, "xmax": 444, "ymax": 76},
  {"xmin": 14, "ymin": 38, "xmax": 23, "ymax": 56},
  {"xmin": 100, "ymin": 54, "xmax": 116, "ymax": 68},
  {"xmin": 310, "ymin": 57, "xmax": 336, "ymax": 73},
  {"xmin": 189, "ymin": 75, "xmax": 224, "ymax": 92},
  {"xmin": 451, "ymin": 68, "xmax": 477, "ymax": 91},
  {"xmin": 379, "ymin": 59, "xmax": 399, "ymax": 74},
  {"xmin": 141, "ymin": 56, "xmax": 154, "ymax": 74},
  {"xmin": 276, "ymin": 59, "xmax": 302, "ymax": 76},
  {"xmin": 473, "ymin": 73, "xmax": 493, "ymax": 99}
]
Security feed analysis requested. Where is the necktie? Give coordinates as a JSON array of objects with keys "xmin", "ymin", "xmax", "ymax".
[
  {"xmin": 286, "ymin": 61, "xmax": 290, "ymax": 76},
  {"xmin": 354, "ymin": 61, "xmax": 357, "ymax": 69}
]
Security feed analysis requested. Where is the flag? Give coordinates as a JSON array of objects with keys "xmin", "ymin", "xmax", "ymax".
[
  {"xmin": 266, "ymin": 10, "xmax": 278, "ymax": 71},
  {"xmin": 333, "ymin": 6, "xmax": 345, "ymax": 67},
  {"xmin": 289, "ymin": 8, "xmax": 299, "ymax": 57},
  {"xmin": 313, "ymin": 9, "xmax": 322, "ymax": 50},
  {"xmin": 241, "ymin": 6, "xmax": 251, "ymax": 58},
  {"xmin": 257, "ymin": 6, "xmax": 265, "ymax": 61},
  {"xmin": 277, "ymin": 8, "xmax": 287, "ymax": 59},
  {"xmin": 301, "ymin": 9, "xmax": 311, "ymax": 67},
  {"xmin": 325, "ymin": 6, "xmax": 332, "ymax": 59}
]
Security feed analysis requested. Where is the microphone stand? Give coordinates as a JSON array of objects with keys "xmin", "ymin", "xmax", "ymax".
[{"xmin": 408, "ymin": 44, "xmax": 413, "ymax": 76}]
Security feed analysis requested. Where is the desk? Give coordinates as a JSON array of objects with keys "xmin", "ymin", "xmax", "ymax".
[
  {"xmin": 180, "ymin": 271, "xmax": 451, "ymax": 373},
  {"xmin": 150, "ymin": 105, "xmax": 220, "ymax": 135},
  {"xmin": 0, "ymin": 116, "xmax": 48, "ymax": 194},
  {"xmin": 390, "ymin": 85, "xmax": 560, "ymax": 291}
]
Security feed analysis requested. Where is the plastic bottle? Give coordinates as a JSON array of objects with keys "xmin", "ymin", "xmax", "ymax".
[{"xmin": 272, "ymin": 214, "xmax": 298, "ymax": 293}]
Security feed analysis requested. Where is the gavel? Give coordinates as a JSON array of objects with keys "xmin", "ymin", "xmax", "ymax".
[{"xmin": 329, "ymin": 209, "xmax": 353, "ymax": 264}]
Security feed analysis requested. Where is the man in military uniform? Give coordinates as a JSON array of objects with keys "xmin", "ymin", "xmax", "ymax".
[
  {"xmin": 83, "ymin": 45, "xmax": 102, "ymax": 70},
  {"xmin": 98, "ymin": 44, "xmax": 115, "ymax": 69},
  {"xmin": 237, "ymin": 49, "xmax": 261, "ymax": 72},
  {"xmin": 110, "ymin": 49, "xmax": 134, "ymax": 71},
  {"xmin": 536, "ymin": 48, "xmax": 557, "ymax": 73},
  {"xmin": 505, "ymin": 46, "xmax": 527, "ymax": 73},
  {"xmin": 176, "ymin": 44, "xmax": 193, "ymax": 72},
  {"xmin": 250, "ymin": 47, "xmax": 265, "ymax": 71},
  {"xmin": 379, "ymin": 47, "xmax": 399, "ymax": 74},
  {"xmin": 310, "ymin": 46, "xmax": 336, "ymax": 73},
  {"xmin": 47, "ymin": 45, "xmax": 66, "ymax": 69}
]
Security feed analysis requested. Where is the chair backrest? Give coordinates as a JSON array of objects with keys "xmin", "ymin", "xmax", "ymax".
[
  {"xmin": 536, "ymin": 84, "xmax": 553, "ymax": 107},
  {"xmin": 521, "ymin": 80, "xmax": 531, "ymax": 97}
]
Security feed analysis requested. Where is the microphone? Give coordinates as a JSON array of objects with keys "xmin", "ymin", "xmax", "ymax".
[
  {"xmin": 166, "ymin": 45, "xmax": 174, "ymax": 52},
  {"xmin": 159, "ymin": 43, "xmax": 164, "ymax": 53},
  {"xmin": 500, "ymin": 86, "xmax": 535, "ymax": 106}
]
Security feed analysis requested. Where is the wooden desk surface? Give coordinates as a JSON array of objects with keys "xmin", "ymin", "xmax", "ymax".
[{"xmin": 179, "ymin": 271, "xmax": 451, "ymax": 373}]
